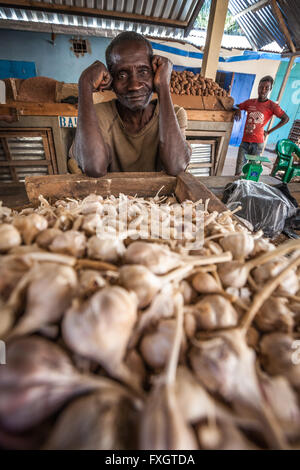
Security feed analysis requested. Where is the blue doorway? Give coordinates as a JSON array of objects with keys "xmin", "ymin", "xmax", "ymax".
[{"xmin": 229, "ymin": 72, "xmax": 255, "ymax": 146}]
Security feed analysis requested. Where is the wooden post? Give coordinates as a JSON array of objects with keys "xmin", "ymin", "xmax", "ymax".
[{"xmin": 201, "ymin": 0, "xmax": 229, "ymax": 81}]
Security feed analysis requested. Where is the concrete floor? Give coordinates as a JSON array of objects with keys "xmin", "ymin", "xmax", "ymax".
[{"xmin": 221, "ymin": 144, "xmax": 277, "ymax": 176}]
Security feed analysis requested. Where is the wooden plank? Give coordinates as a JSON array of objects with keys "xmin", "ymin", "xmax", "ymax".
[
  {"xmin": 0, "ymin": 131, "xmax": 46, "ymax": 138},
  {"xmin": 25, "ymin": 174, "xmax": 177, "ymax": 204},
  {"xmin": 0, "ymin": 106, "xmax": 19, "ymax": 122},
  {"xmin": 0, "ymin": 1, "xmax": 187, "ymax": 28},
  {"xmin": 186, "ymin": 110, "xmax": 234, "ymax": 122},
  {"xmin": 202, "ymin": 95, "xmax": 224, "ymax": 111},
  {"xmin": 184, "ymin": 0, "xmax": 206, "ymax": 36},
  {"xmin": 175, "ymin": 172, "xmax": 228, "ymax": 213},
  {"xmin": 0, "ymin": 160, "xmax": 50, "ymax": 166},
  {"xmin": 55, "ymin": 82, "xmax": 116, "ymax": 105},
  {"xmin": 1, "ymin": 137, "xmax": 18, "ymax": 182},
  {"xmin": 188, "ymin": 163, "xmax": 213, "ymax": 168},
  {"xmin": 171, "ymin": 94, "xmax": 204, "ymax": 110},
  {"xmin": 46, "ymin": 129, "xmax": 58, "ymax": 174},
  {"xmin": 0, "ymin": 102, "xmax": 234, "ymax": 123},
  {"xmin": 41, "ymin": 133, "xmax": 54, "ymax": 175},
  {"xmin": 186, "ymin": 130, "xmax": 227, "ymax": 137},
  {"xmin": 217, "ymin": 95, "xmax": 234, "ymax": 111},
  {"xmin": 8, "ymin": 78, "xmax": 18, "ymax": 101},
  {"xmin": 0, "ymin": 102, "xmax": 77, "ymax": 117}
]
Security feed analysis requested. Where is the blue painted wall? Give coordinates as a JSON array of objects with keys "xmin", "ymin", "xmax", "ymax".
[
  {"xmin": 0, "ymin": 59, "xmax": 36, "ymax": 79},
  {"xmin": 0, "ymin": 29, "xmax": 111, "ymax": 83},
  {"xmin": 268, "ymin": 62, "xmax": 300, "ymax": 144}
]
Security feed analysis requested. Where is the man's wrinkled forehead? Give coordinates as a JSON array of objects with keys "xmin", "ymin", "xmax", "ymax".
[{"xmin": 110, "ymin": 41, "xmax": 152, "ymax": 70}]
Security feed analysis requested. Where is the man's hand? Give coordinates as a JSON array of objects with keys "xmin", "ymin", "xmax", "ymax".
[
  {"xmin": 264, "ymin": 130, "xmax": 270, "ymax": 139},
  {"xmin": 234, "ymin": 108, "xmax": 241, "ymax": 121},
  {"xmin": 79, "ymin": 60, "xmax": 112, "ymax": 92},
  {"xmin": 151, "ymin": 55, "xmax": 172, "ymax": 94}
]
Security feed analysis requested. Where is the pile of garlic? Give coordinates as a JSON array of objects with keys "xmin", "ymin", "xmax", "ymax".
[{"xmin": 0, "ymin": 193, "xmax": 300, "ymax": 450}]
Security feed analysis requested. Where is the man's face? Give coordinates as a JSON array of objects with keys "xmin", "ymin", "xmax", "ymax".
[
  {"xmin": 110, "ymin": 41, "xmax": 154, "ymax": 111},
  {"xmin": 258, "ymin": 80, "xmax": 272, "ymax": 101}
]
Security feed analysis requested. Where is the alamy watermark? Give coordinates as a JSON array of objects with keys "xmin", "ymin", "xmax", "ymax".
[
  {"xmin": 95, "ymin": 199, "xmax": 205, "ymax": 250},
  {"xmin": 0, "ymin": 340, "xmax": 6, "ymax": 365}
]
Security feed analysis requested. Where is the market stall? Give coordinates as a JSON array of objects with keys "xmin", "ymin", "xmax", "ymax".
[{"xmin": 0, "ymin": 74, "xmax": 234, "ymax": 183}]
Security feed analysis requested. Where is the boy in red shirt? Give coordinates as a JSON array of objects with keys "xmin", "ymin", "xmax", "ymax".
[{"xmin": 234, "ymin": 75, "xmax": 289, "ymax": 175}]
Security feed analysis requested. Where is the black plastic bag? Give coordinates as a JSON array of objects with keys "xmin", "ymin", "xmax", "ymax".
[{"xmin": 222, "ymin": 180, "xmax": 297, "ymax": 239}]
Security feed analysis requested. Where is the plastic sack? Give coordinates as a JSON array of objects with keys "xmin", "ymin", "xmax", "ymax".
[{"xmin": 222, "ymin": 180, "xmax": 297, "ymax": 239}]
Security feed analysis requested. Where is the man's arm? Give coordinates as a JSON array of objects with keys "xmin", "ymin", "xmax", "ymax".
[
  {"xmin": 233, "ymin": 104, "xmax": 242, "ymax": 121},
  {"xmin": 264, "ymin": 112, "xmax": 289, "ymax": 139},
  {"xmin": 74, "ymin": 61, "xmax": 112, "ymax": 177},
  {"xmin": 152, "ymin": 56, "xmax": 192, "ymax": 176}
]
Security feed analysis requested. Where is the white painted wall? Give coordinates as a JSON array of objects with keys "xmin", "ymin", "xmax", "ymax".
[
  {"xmin": 151, "ymin": 39, "xmax": 280, "ymax": 99},
  {"xmin": 218, "ymin": 59, "xmax": 280, "ymax": 98}
]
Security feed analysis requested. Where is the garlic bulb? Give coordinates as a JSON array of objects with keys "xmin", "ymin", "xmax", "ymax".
[
  {"xmin": 0, "ymin": 336, "xmax": 117, "ymax": 433},
  {"xmin": 186, "ymin": 295, "xmax": 238, "ymax": 330},
  {"xmin": 119, "ymin": 264, "xmax": 192, "ymax": 308},
  {"xmin": 258, "ymin": 369, "xmax": 300, "ymax": 434},
  {"xmin": 219, "ymin": 232, "xmax": 254, "ymax": 260},
  {"xmin": 180, "ymin": 280, "xmax": 198, "ymax": 305},
  {"xmin": 140, "ymin": 319, "xmax": 186, "ymax": 370},
  {"xmin": 192, "ymin": 272, "xmax": 221, "ymax": 294},
  {"xmin": 197, "ymin": 422, "xmax": 258, "ymax": 450},
  {"xmin": 13, "ymin": 213, "xmax": 48, "ymax": 245},
  {"xmin": 81, "ymin": 213, "xmax": 102, "ymax": 235},
  {"xmin": 87, "ymin": 235, "xmax": 125, "ymax": 263},
  {"xmin": 62, "ymin": 286, "xmax": 138, "ymax": 383},
  {"xmin": 49, "ymin": 230, "xmax": 86, "ymax": 258},
  {"xmin": 253, "ymin": 259, "xmax": 299, "ymax": 296},
  {"xmin": 124, "ymin": 241, "xmax": 232, "ymax": 275},
  {"xmin": 255, "ymin": 297, "xmax": 294, "ymax": 333},
  {"xmin": 80, "ymin": 194, "xmax": 103, "ymax": 215},
  {"xmin": 43, "ymin": 389, "xmax": 140, "ymax": 450},
  {"xmin": 8, "ymin": 263, "xmax": 77, "ymax": 338},
  {"xmin": 78, "ymin": 270, "xmax": 106, "ymax": 296},
  {"xmin": 260, "ymin": 333, "xmax": 300, "ymax": 389},
  {"xmin": 184, "ymin": 311, "xmax": 197, "ymax": 339},
  {"xmin": 129, "ymin": 285, "xmax": 175, "ymax": 348},
  {"xmin": 35, "ymin": 228, "xmax": 62, "ymax": 249},
  {"xmin": 246, "ymin": 327, "xmax": 260, "ymax": 349},
  {"xmin": 253, "ymin": 237, "xmax": 275, "ymax": 256},
  {"xmin": 0, "ymin": 224, "xmax": 21, "ymax": 252}
]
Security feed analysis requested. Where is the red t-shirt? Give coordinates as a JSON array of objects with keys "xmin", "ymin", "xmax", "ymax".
[{"xmin": 239, "ymin": 99, "xmax": 285, "ymax": 144}]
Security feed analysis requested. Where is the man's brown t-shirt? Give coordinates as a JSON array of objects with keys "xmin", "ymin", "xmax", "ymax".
[{"xmin": 70, "ymin": 99, "xmax": 188, "ymax": 173}]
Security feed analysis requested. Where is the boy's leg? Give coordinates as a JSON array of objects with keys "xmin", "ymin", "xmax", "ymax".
[{"xmin": 235, "ymin": 142, "xmax": 249, "ymax": 175}]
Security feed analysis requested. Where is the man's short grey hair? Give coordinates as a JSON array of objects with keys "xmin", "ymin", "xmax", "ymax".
[{"xmin": 105, "ymin": 31, "xmax": 153, "ymax": 73}]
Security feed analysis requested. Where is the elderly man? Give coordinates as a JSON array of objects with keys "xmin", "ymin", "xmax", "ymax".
[
  {"xmin": 234, "ymin": 75, "xmax": 289, "ymax": 176},
  {"xmin": 70, "ymin": 31, "xmax": 191, "ymax": 176}
]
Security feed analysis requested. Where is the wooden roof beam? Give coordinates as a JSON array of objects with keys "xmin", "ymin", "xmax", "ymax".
[
  {"xmin": 0, "ymin": 1, "xmax": 188, "ymax": 29},
  {"xmin": 232, "ymin": 0, "xmax": 270, "ymax": 20},
  {"xmin": 184, "ymin": 0, "xmax": 206, "ymax": 37},
  {"xmin": 271, "ymin": 0, "xmax": 296, "ymax": 53}
]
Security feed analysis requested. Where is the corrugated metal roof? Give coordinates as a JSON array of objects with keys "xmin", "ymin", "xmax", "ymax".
[
  {"xmin": 188, "ymin": 28, "xmax": 283, "ymax": 52},
  {"xmin": 229, "ymin": 0, "xmax": 300, "ymax": 52},
  {"xmin": 0, "ymin": 0, "xmax": 204, "ymax": 39}
]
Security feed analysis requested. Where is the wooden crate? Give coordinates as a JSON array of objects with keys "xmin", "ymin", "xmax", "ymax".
[
  {"xmin": 25, "ymin": 172, "xmax": 228, "ymax": 214},
  {"xmin": 0, "ymin": 128, "xmax": 58, "ymax": 184}
]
